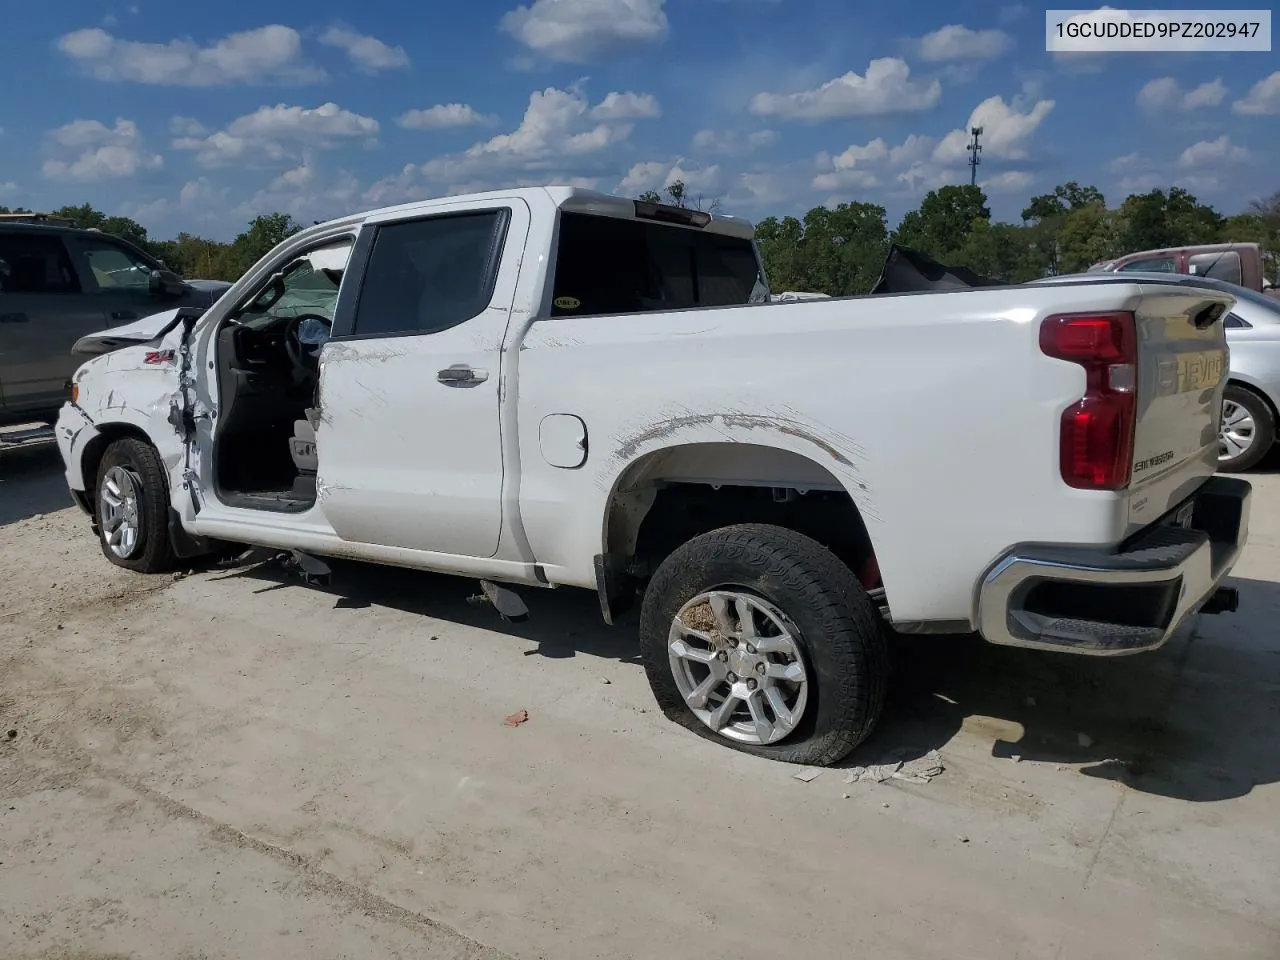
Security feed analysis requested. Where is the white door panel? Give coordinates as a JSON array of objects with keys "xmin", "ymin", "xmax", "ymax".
[{"xmin": 315, "ymin": 201, "xmax": 529, "ymax": 559}]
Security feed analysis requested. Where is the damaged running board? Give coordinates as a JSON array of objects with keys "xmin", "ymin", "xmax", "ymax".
[{"xmin": 222, "ymin": 546, "xmax": 333, "ymax": 587}]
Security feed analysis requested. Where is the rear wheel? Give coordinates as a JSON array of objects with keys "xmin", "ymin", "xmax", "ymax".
[
  {"xmin": 95, "ymin": 438, "xmax": 177, "ymax": 573},
  {"xmin": 1219, "ymin": 383, "xmax": 1275, "ymax": 473},
  {"xmin": 638, "ymin": 523, "xmax": 887, "ymax": 766}
]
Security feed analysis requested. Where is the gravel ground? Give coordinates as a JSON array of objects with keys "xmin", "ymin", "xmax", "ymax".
[{"xmin": 2, "ymin": 442, "xmax": 1279, "ymax": 960}]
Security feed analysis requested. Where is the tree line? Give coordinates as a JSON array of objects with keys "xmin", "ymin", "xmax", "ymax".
[{"xmin": 5, "ymin": 180, "xmax": 1280, "ymax": 296}]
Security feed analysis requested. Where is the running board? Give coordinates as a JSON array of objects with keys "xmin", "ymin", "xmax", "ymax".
[{"xmin": 0, "ymin": 424, "xmax": 56, "ymax": 448}]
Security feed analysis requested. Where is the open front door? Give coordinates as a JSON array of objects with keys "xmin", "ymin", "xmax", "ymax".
[{"xmin": 315, "ymin": 198, "xmax": 528, "ymax": 559}]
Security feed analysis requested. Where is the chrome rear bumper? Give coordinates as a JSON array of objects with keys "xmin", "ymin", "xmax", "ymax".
[{"xmin": 977, "ymin": 476, "xmax": 1251, "ymax": 655}]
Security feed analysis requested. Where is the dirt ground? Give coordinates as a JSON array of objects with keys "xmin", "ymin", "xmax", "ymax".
[{"xmin": 2, "ymin": 443, "xmax": 1279, "ymax": 960}]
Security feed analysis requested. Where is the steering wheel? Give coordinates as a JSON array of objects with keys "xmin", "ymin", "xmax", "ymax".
[{"xmin": 284, "ymin": 313, "xmax": 333, "ymax": 376}]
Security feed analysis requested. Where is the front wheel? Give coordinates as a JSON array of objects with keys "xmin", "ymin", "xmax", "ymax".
[
  {"xmin": 638, "ymin": 523, "xmax": 887, "ymax": 766},
  {"xmin": 1219, "ymin": 384, "xmax": 1276, "ymax": 473},
  {"xmin": 95, "ymin": 437, "xmax": 177, "ymax": 573}
]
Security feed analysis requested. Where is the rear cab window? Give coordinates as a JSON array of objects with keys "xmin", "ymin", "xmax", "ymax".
[{"xmin": 549, "ymin": 211, "xmax": 764, "ymax": 317}]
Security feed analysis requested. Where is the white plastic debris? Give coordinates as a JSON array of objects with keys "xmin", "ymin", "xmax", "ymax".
[
  {"xmin": 842, "ymin": 749, "xmax": 944, "ymax": 785},
  {"xmin": 793, "ymin": 768, "xmax": 824, "ymax": 782}
]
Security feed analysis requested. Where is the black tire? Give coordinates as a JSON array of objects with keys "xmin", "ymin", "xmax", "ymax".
[
  {"xmin": 94, "ymin": 437, "xmax": 177, "ymax": 573},
  {"xmin": 1219, "ymin": 383, "xmax": 1276, "ymax": 473},
  {"xmin": 638, "ymin": 523, "xmax": 888, "ymax": 766}
]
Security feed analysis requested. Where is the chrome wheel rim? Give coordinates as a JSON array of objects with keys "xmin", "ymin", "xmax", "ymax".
[
  {"xmin": 99, "ymin": 465, "xmax": 143, "ymax": 558},
  {"xmin": 668, "ymin": 590, "xmax": 810, "ymax": 746},
  {"xmin": 1219, "ymin": 400, "xmax": 1257, "ymax": 462}
]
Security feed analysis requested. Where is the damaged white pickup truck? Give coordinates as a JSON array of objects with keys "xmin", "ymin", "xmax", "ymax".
[{"xmin": 56, "ymin": 186, "xmax": 1251, "ymax": 766}]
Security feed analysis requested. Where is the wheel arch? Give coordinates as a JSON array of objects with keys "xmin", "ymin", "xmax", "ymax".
[{"xmin": 595, "ymin": 441, "xmax": 884, "ymax": 623}]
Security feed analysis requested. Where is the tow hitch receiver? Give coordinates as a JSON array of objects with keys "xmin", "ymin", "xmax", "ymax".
[{"xmin": 1200, "ymin": 586, "xmax": 1239, "ymax": 616}]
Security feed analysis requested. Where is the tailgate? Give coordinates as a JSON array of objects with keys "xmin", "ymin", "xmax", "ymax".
[{"xmin": 1127, "ymin": 284, "xmax": 1234, "ymax": 529}]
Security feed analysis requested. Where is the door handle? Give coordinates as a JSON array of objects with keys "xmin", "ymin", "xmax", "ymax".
[
  {"xmin": 111, "ymin": 311, "xmax": 139, "ymax": 321},
  {"xmin": 0, "ymin": 312, "xmax": 28, "ymax": 323},
  {"xmin": 436, "ymin": 364, "xmax": 489, "ymax": 386}
]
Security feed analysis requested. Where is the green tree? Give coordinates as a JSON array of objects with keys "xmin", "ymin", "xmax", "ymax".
[
  {"xmin": 893, "ymin": 185, "xmax": 991, "ymax": 260},
  {"xmin": 228, "ymin": 212, "xmax": 304, "ymax": 276},
  {"xmin": 1117, "ymin": 187, "xmax": 1223, "ymax": 252},
  {"xmin": 1057, "ymin": 202, "xmax": 1123, "ymax": 274},
  {"xmin": 756, "ymin": 201, "xmax": 889, "ymax": 296},
  {"xmin": 638, "ymin": 178, "xmax": 721, "ymax": 213},
  {"xmin": 954, "ymin": 220, "xmax": 1045, "ymax": 282},
  {"xmin": 49, "ymin": 202, "xmax": 152, "ymax": 249}
]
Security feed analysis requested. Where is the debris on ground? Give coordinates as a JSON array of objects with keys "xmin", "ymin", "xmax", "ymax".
[
  {"xmin": 1010, "ymin": 754, "xmax": 1022, "ymax": 763},
  {"xmin": 601, "ymin": 677, "xmax": 612, "ymax": 685},
  {"xmin": 793, "ymin": 768, "xmax": 824, "ymax": 782},
  {"xmin": 843, "ymin": 748, "xmax": 945, "ymax": 785},
  {"xmin": 504, "ymin": 709, "xmax": 530, "ymax": 727},
  {"xmin": 957, "ymin": 835, "xmax": 970, "ymax": 844},
  {"xmin": 1077, "ymin": 733, "xmax": 1094, "ymax": 748}
]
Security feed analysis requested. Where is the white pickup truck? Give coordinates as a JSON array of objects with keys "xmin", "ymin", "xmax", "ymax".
[{"xmin": 55, "ymin": 186, "xmax": 1251, "ymax": 766}]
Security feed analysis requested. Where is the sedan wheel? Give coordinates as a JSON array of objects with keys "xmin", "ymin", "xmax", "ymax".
[{"xmin": 1218, "ymin": 384, "xmax": 1275, "ymax": 473}]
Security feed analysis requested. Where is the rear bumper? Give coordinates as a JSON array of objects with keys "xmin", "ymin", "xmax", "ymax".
[{"xmin": 977, "ymin": 476, "xmax": 1251, "ymax": 655}]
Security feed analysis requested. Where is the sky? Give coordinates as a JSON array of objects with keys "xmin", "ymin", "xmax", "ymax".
[{"xmin": 0, "ymin": 0, "xmax": 1276, "ymax": 241}]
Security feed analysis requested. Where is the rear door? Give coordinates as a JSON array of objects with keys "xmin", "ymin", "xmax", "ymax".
[
  {"xmin": 314, "ymin": 198, "xmax": 529, "ymax": 559},
  {"xmin": 0, "ymin": 229, "xmax": 103, "ymax": 415},
  {"xmin": 1126, "ymin": 283, "xmax": 1235, "ymax": 530}
]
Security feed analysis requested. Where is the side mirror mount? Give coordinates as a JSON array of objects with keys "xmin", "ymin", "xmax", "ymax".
[{"xmin": 149, "ymin": 268, "xmax": 189, "ymax": 298}]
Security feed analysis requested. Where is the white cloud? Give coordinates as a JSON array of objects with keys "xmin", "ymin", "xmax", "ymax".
[
  {"xmin": 917, "ymin": 25, "xmax": 1013, "ymax": 62},
  {"xmin": 238, "ymin": 168, "xmax": 364, "ymax": 223},
  {"xmin": 1177, "ymin": 135, "xmax": 1251, "ymax": 169},
  {"xmin": 500, "ymin": 0, "xmax": 669, "ymax": 63},
  {"xmin": 932, "ymin": 95, "xmax": 1055, "ymax": 163},
  {"xmin": 174, "ymin": 102, "xmax": 379, "ymax": 167},
  {"xmin": 169, "ymin": 116, "xmax": 207, "ymax": 138},
  {"xmin": 372, "ymin": 84, "xmax": 658, "ymax": 199},
  {"xmin": 1137, "ymin": 76, "xmax": 1226, "ymax": 112},
  {"xmin": 56, "ymin": 25, "xmax": 324, "ymax": 86},
  {"xmin": 981, "ymin": 170, "xmax": 1033, "ymax": 193},
  {"xmin": 691, "ymin": 128, "xmax": 778, "ymax": 155},
  {"xmin": 397, "ymin": 104, "xmax": 498, "ymax": 130},
  {"xmin": 1183, "ymin": 78, "xmax": 1226, "ymax": 109},
  {"xmin": 178, "ymin": 177, "xmax": 228, "ymax": 210},
  {"xmin": 750, "ymin": 58, "xmax": 941, "ymax": 120},
  {"xmin": 1175, "ymin": 174, "xmax": 1219, "ymax": 194},
  {"xmin": 1107, "ymin": 152, "xmax": 1143, "ymax": 173},
  {"xmin": 319, "ymin": 25, "xmax": 410, "ymax": 72},
  {"xmin": 42, "ymin": 118, "xmax": 163, "ymax": 182},
  {"xmin": 617, "ymin": 160, "xmax": 721, "ymax": 195},
  {"xmin": 1232, "ymin": 71, "xmax": 1280, "ymax": 115},
  {"xmin": 591, "ymin": 91, "xmax": 661, "ymax": 120},
  {"xmin": 460, "ymin": 85, "xmax": 649, "ymax": 164}
]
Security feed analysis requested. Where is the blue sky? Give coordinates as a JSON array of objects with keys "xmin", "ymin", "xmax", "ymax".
[{"xmin": 0, "ymin": 0, "xmax": 1276, "ymax": 240}]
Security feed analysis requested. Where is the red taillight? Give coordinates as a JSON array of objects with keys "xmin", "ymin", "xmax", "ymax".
[{"xmin": 1040, "ymin": 311, "xmax": 1137, "ymax": 490}]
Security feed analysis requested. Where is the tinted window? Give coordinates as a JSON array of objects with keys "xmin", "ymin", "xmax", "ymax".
[
  {"xmin": 352, "ymin": 211, "xmax": 507, "ymax": 337},
  {"xmin": 1225, "ymin": 313, "xmax": 1250, "ymax": 329},
  {"xmin": 80, "ymin": 237, "xmax": 154, "ymax": 291},
  {"xmin": 550, "ymin": 212, "xmax": 762, "ymax": 317},
  {"xmin": 1189, "ymin": 251, "xmax": 1242, "ymax": 286},
  {"xmin": 0, "ymin": 232, "xmax": 80, "ymax": 293},
  {"xmin": 1118, "ymin": 257, "xmax": 1176, "ymax": 273}
]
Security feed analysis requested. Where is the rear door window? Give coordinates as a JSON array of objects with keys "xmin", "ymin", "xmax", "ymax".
[
  {"xmin": 1189, "ymin": 252, "xmax": 1242, "ymax": 286},
  {"xmin": 549, "ymin": 212, "xmax": 762, "ymax": 317},
  {"xmin": 0, "ymin": 232, "xmax": 81, "ymax": 293},
  {"xmin": 77, "ymin": 236, "xmax": 156, "ymax": 292}
]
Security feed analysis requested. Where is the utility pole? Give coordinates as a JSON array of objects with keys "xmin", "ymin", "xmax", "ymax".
[{"xmin": 967, "ymin": 126, "xmax": 983, "ymax": 187}]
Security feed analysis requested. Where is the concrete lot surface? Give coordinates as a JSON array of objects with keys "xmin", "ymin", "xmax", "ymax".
[{"xmin": 2, "ymin": 443, "xmax": 1278, "ymax": 959}]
